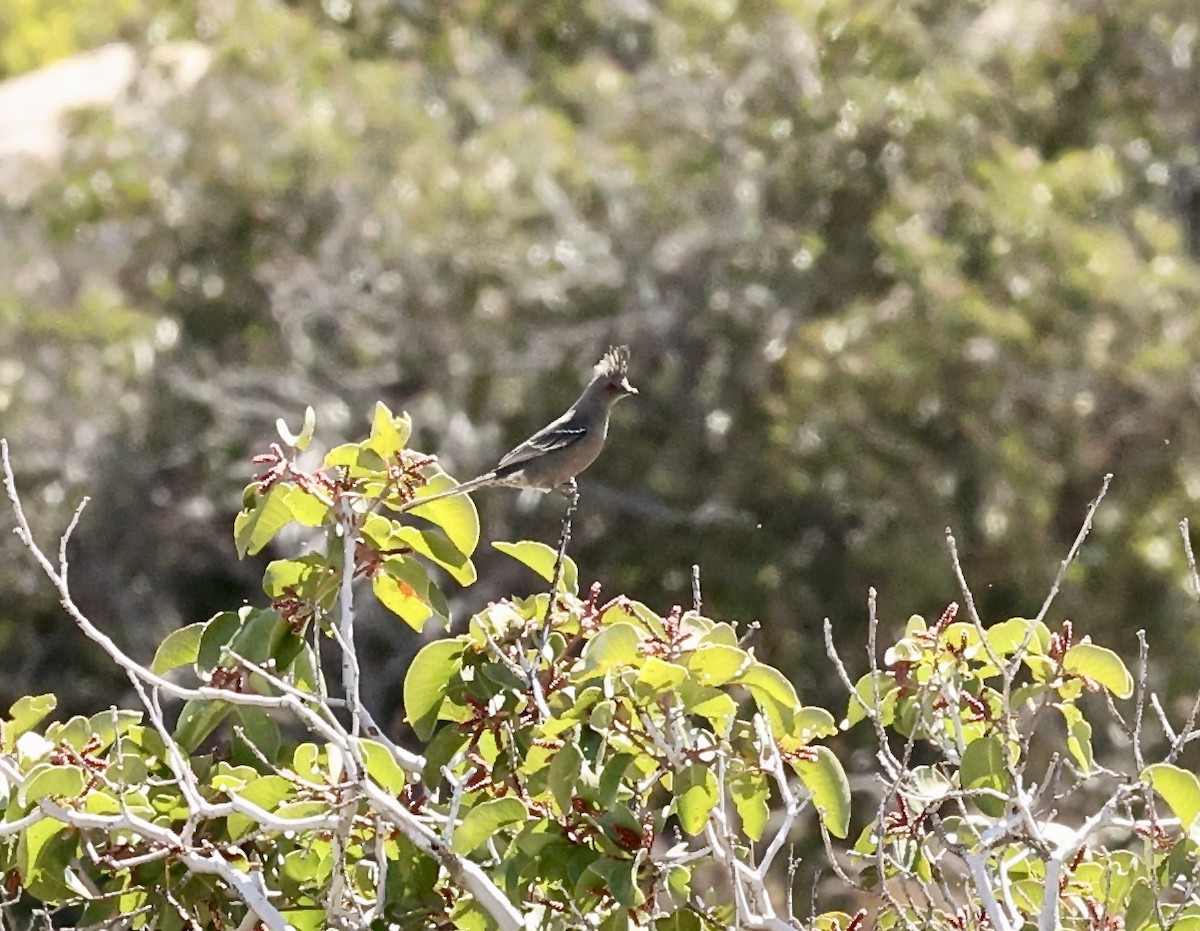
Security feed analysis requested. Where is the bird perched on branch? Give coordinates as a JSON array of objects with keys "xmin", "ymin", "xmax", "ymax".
[{"xmin": 401, "ymin": 346, "xmax": 637, "ymax": 510}]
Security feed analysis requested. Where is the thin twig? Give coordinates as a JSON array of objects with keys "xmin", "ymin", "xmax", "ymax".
[
  {"xmin": 1182, "ymin": 519, "xmax": 1200, "ymax": 604},
  {"xmin": 539, "ymin": 480, "xmax": 579, "ymax": 651},
  {"xmin": 1036, "ymin": 473, "xmax": 1112, "ymax": 624}
]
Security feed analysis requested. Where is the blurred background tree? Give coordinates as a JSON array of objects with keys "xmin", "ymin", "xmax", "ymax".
[{"xmin": 2, "ymin": 0, "xmax": 1200, "ymax": 745}]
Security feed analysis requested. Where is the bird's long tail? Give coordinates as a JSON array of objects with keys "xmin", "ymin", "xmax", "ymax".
[{"xmin": 397, "ymin": 471, "xmax": 498, "ymax": 513}]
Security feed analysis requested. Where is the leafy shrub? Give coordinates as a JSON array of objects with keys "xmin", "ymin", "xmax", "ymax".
[{"xmin": 0, "ymin": 409, "xmax": 1197, "ymax": 930}]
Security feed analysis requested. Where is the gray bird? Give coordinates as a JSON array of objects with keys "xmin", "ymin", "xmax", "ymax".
[{"xmin": 402, "ymin": 346, "xmax": 637, "ymax": 510}]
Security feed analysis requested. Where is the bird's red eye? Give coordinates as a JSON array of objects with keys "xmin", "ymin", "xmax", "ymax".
[{"xmin": 605, "ymin": 382, "xmax": 618, "ymax": 392}]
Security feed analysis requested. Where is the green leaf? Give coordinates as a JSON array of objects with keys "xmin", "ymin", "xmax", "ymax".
[
  {"xmin": 686, "ymin": 643, "xmax": 749, "ymax": 687},
  {"xmin": 674, "ymin": 763, "xmax": 718, "ymax": 835},
  {"xmin": 227, "ymin": 774, "xmax": 296, "ymax": 839},
  {"xmin": 740, "ymin": 662, "xmax": 800, "ymax": 710},
  {"xmin": 85, "ymin": 709, "xmax": 142, "ymax": 752},
  {"xmin": 226, "ymin": 607, "xmax": 303, "ymax": 668},
  {"xmin": 844, "ymin": 671, "xmax": 898, "ymax": 728},
  {"xmin": 361, "ymin": 740, "xmax": 408, "ymax": 795},
  {"xmin": 792, "ymin": 746, "xmax": 852, "ymax": 838},
  {"xmin": 323, "ymin": 443, "xmax": 367, "ymax": 469},
  {"xmin": 904, "ymin": 765, "xmax": 955, "ymax": 806},
  {"xmin": 740, "ymin": 662, "xmax": 800, "ymax": 735},
  {"xmin": 664, "ymin": 867, "xmax": 694, "ymax": 910},
  {"xmin": 960, "ymin": 735, "xmax": 1011, "ymax": 818},
  {"xmin": 4, "ymin": 694, "xmax": 56, "ymax": 751},
  {"xmin": 549, "ymin": 742, "xmax": 582, "ymax": 816},
  {"xmin": 636, "ymin": 657, "xmax": 688, "ymax": 693},
  {"xmin": 234, "ymin": 774, "xmax": 294, "ymax": 810},
  {"xmin": 580, "ymin": 857, "xmax": 644, "ymax": 909},
  {"xmin": 231, "ymin": 706, "xmax": 281, "ymax": 766},
  {"xmin": 17, "ymin": 815, "xmax": 88, "ymax": 904},
  {"xmin": 173, "ymin": 699, "xmax": 232, "ymax": 754},
  {"xmin": 589, "ymin": 699, "xmax": 616, "ymax": 730},
  {"xmin": 44, "ymin": 715, "xmax": 89, "ymax": 750},
  {"xmin": 598, "ymin": 753, "xmax": 634, "ymax": 809},
  {"xmin": 450, "ymin": 797, "xmax": 527, "ymax": 854},
  {"xmin": 580, "ymin": 623, "xmax": 644, "ymax": 673},
  {"xmin": 682, "ymin": 686, "xmax": 738, "ymax": 735},
  {"xmin": 1126, "ymin": 878, "xmax": 1156, "ymax": 931},
  {"xmin": 793, "ymin": 707, "xmax": 839, "ymax": 742},
  {"xmin": 261, "ymin": 555, "xmax": 327, "ymax": 600},
  {"xmin": 365, "ymin": 401, "xmax": 412, "ymax": 459},
  {"xmin": 151, "ymin": 623, "xmax": 205, "ymax": 675},
  {"xmin": 986, "ymin": 617, "xmax": 1050, "ymax": 656},
  {"xmin": 234, "ymin": 485, "xmax": 294, "ymax": 557},
  {"xmin": 280, "ymin": 910, "xmax": 326, "ymax": 931},
  {"xmin": 730, "ymin": 770, "xmax": 770, "ymax": 841},
  {"xmin": 394, "ymin": 525, "xmax": 477, "ymax": 586},
  {"xmin": 1144, "ymin": 764, "xmax": 1200, "ymax": 839},
  {"xmin": 493, "ymin": 540, "xmax": 578, "ymax": 594},
  {"xmin": 1062, "ymin": 643, "xmax": 1134, "ymax": 698},
  {"xmin": 406, "ymin": 470, "xmax": 480, "ymax": 557},
  {"xmin": 403, "ymin": 639, "xmax": 464, "ymax": 741},
  {"xmin": 196, "ymin": 611, "xmax": 242, "ymax": 673},
  {"xmin": 1058, "ymin": 703, "xmax": 1093, "ymax": 773},
  {"xmin": 18, "ymin": 763, "xmax": 86, "ymax": 806},
  {"xmin": 373, "ymin": 558, "xmax": 438, "ymax": 632}
]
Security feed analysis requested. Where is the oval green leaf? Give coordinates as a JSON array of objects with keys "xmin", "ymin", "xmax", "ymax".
[
  {"xmin": 674, "ymin": 763, "xmax": 719, "ymax": 836},
  {"xmin": 1144, "ymin": 763, "xmax": 1200, "ymax": 838},
  {"xmin": 450, "ymin": 797, "xmax": 527, "ymax": 855},
  {"xmin": 151, "ymin": 622, "xmax": 205, "ymax": 675},
  {"xmin": 1062, "ymin": 643, "xmax": 1134, "ymax": 698},
  {"xmin": 960, "ymin": 735, "xmax": 1011, "ymax": 818},
  {"xmin": 493, "ymin": 540, "xmax": 578, "ymax": 595},
  {"xmin": 403, "ymin": 639, "xmax": 464, "ymax": 741},
  {"xmin": 792, "ymin": 745, "xmax": 852, "ymax": 838},
  {"xmin": 407, "ymin": 470, "xmax": 480, "ymax": 558}
]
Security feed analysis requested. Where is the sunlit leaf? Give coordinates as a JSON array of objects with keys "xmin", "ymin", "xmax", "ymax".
[
  {"xmin": 17, "ymin": 763, "xmax": 86, "ymax": 807},
  {"xmin": 361, "ymin": 740, "xmax": 408, "ymax": 795},
  {"xmin": 1144, "ymin": 763, "xmax": 1200, "ymax": 841},
  {"xmin": 674, "ymin": 763, "xmax": 718, "ymax": 835},
  {"xmin": 406, "ymin": 469, "xmax": 480, "ymax": 557},
  {"xmin": 730, "ymin": 770, "xmax": 770, "ymax": 841},
  {"xmin": 403, "ymin": 639, "xmax": 464, "ymax": 741},
  {"xmin": 365, "ymin": 401, "xmax": 412, "ymax": 458},
  {"xmin": 986, "ymin": 617, "xmax": 1050, "ymax": 656},
  {"xmin": 373, "ymin": 558, "xmax": 437, "ymax": 632},
  {"xmin": 393, "ymin": 524, "xmax": 477, "ymax": 586},
  {"xmin": 234, "ymin": 485, "xmax": 294, "ymax": 557},
  {"xmin": 1058, "ymin": 702, "xmax": 1094, "ymax": 773},
  {"xmin": 493, "ymin": 540, "xmax": 578, "ymax": 594},
  {"xmin": 1062, "ymin": 643, "xmax": 1134, "ymax": 698},
  {"xmin": 4, "ymin": 694, "xmax": 57, "ymax": 752},
  {"xmin": 791, "ymin": 746, "xmax": 851, "ymax": 838},
  {"xmin": 686, "ymin": 643, "xmax": 749, "ymax": 687},
  {"xmin": 580, "ymin": 623, "xmax": 644, "ymax": 673}
]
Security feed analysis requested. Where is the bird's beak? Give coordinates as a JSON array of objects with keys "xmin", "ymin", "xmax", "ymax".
[{"xmin": 619, "ymin": 378, "xmax": 638, "ymax": 397}]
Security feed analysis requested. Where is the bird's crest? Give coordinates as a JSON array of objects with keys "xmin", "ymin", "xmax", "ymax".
[{"xmin": 594, "ymin": 345, "xmax": 630, "ymax": 380}]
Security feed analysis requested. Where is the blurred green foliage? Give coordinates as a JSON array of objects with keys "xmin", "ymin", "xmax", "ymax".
[{"xmin": 2, "ymin": 0, "xmax": 1200, "ymax": 736}]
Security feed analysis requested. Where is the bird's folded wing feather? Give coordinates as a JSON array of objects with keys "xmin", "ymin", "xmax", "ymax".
[{"xmin": 497, "ymin": 418, "xmax": 585, "ymax": 468}]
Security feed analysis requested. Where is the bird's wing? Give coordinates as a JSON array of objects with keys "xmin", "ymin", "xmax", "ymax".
[{"xmin": 496, "ymin": 412, "xmax": 585, "ymax": 469}]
